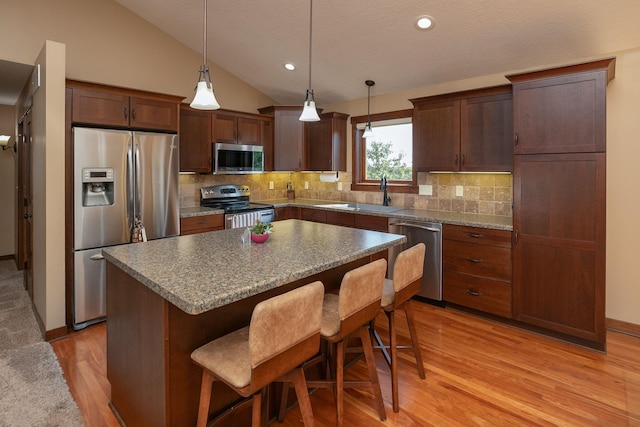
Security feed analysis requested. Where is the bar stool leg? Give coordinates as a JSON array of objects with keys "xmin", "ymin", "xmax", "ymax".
[
  {"xmin": 359, "ymin": 325, "xmax": 387, "ymax": 421},
  {"xmin": 405, "ymin": 300, "xmax": 425, "ymax": 379},
  {"xmin": 387, "ymin": 309, "xmax": 400, "ymax": 413},
  {"xmin": 196, "ymin": 371, "xmax": 214, "ymax": 427},
  {"xmin": 335, "ymin": 340, "xmax": 345, "ymax": 427},
  {"xmin": 251, "ymin": 392, "xmax": 262, "ymax": 427}
]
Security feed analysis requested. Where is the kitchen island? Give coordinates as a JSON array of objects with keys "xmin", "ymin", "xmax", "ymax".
[{"xmin": 102, "ymin": 219, "xmax": 405, "ymax": 426}]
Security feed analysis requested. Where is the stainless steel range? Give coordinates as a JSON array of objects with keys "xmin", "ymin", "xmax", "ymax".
[{"xmin": 200, "ymin": 184, "xmax": 275, "ymax": 229}]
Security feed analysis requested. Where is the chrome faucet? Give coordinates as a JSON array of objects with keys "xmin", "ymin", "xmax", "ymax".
[{"xmin": 380, "ymin": 175, "xmax": 391, "ymax": 206}]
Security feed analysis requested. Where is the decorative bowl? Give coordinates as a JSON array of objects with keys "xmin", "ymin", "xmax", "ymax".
[{"xmin": 251, "ymin": 233, "xmax": 269, "ymax": 244}]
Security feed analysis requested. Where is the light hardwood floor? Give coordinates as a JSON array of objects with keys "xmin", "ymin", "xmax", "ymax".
[{"xmin": 52, "ymin": 302, "xmax": 640, "ymax": 426}]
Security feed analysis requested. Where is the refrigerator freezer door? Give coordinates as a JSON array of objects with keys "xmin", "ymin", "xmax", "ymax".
[
  {"xmin": 73, "ymin": 128, "xmax": 132, "ymax": 250},
  {"xmin": 134, "ymin": 132, "xmax": 180, "ymax": 240},
  {"xmin": 73, "ymin": 247, "xmax": 108, "ymax": 329}
]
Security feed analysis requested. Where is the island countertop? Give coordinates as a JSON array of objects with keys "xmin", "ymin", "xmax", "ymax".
[{"xmin": 102, "ymin": 219, "xmax": 405, "ymax": 315}]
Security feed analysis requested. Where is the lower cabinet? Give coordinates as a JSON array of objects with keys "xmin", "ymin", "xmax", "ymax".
[
  {"xmin": 180, "ymin": 214, "xmax": 224, "ymax": 235},
  {"xmin": 442, "ymin": 224, "xmax": 512, "ymax": 318}
]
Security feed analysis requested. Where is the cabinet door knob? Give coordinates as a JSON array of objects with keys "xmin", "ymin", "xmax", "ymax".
[
  {"xmin": 461, "ymin": 154, "xmax": 466, "ymax": 165},
  {"xmin": 124, "ymin": 107, "xmax": 128, "ymax": 120},
  {"xmin": 514, "ymin": 132, "xmax": 519, "ymax": 146},
  {"xmin": 454, "ymin": 154, "xmax": 459, "ymax": 165}
]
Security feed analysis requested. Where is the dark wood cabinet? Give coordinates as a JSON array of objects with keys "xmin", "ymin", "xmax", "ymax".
[
  {"xmin": 180, "ymin": 214, "xmax": 224, "ymax": 235},
  {"xmin": 180, "ymin": 105, "xmax": 213, "ymax": 173},
  {"xmin": 507, "ymin": 58, "xmax": 615, "ymax": 350},
  {"xmin": 411, "ymin": 85, "xmax": 512, "ymax": 172},
  {"xmin": 305, "ymin": 112, "xmax": 348, "ymax": 171},
  {"xmin": 509, "ymin": 59, "xmax": 614, "ymax": 155},
  {"xmin": 259, "ymin": 106, "xmax": 304, "ymax": 171},
  {"xmin": 212, "ymin": 112, "xmax": 262, "ymax": 145},
  {"xmin": 258, "ymin": 106, "xmax": 347, "ymax": 172},
  {"xmin": 442, "ymin": 225, "xmax": 512, "ymax": 318},
  {"xmin": 68, "ymin": 82, "xmax": 180, "ymax": 132}
]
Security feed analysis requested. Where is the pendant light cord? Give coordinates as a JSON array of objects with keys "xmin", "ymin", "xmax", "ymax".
[
  {"xmin": 202, "ymin": 0, "xmax": 208, "ymax": 66},
  {"xmin": 307, "ymin": 0, "xmax": 313, "ymax": 91}
]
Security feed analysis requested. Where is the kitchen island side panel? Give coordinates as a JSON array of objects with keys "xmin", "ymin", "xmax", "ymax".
[{"xmin": 106, "ymin": 261, "xmax": 168, "ymax": 427}]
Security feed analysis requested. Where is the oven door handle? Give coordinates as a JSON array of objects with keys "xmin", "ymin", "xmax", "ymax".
[{"xmin": 390, "ymin": 222, "xmax": 441, "ymax": 233}]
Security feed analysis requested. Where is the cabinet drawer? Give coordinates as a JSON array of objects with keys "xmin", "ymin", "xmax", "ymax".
[
  {"xmin": 326, "ymin": 211, "xmax": 354, "ymax": 227},
  {"xmin": 443, "ymin": 239, "xmax": 511, "ymax": 282},
  {"xmin": 300, "ymin": 208, "xmax": 326, "ymax": 223},
  {"xmin": 180, "ymin": 215, "xmax": 224, "ymax": 234},
  {"xmin": 354, "ymin": 214, "xmax": 388, "ymax": 232},
  {"xmin": 443, "ymin": 271, "xmax": 512, "ymax": 318},
  {"xmin": 443, "ymin": 224, "xmax": 511, "ymax": 248}
]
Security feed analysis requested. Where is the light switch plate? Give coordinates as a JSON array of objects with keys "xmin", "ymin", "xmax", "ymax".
[
  {"xmin": 337, "ymin": 182, "xmax": 343, "ymax": 191},
  {"xmin": 304, "ymin": 181, "xmax": 309, "ymax": 189},
  {"xmin": 419, "ymin": 185, "xmax": 432, "ymax": 196},
  {"xmin": 455, "ymin": 185, "xmax": 464, "ymax": 197},
  {"xmin": 269, "ymin": 181, "xmax": 274, "ymax": 190}
]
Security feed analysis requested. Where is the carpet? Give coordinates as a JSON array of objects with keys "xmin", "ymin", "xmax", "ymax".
[{"xmin": 0, "ymin": 263, "xmax": 84, "ymax": 426}]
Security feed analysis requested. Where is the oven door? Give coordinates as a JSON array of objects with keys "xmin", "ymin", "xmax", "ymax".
[{"xmin": 225, "ymin": 209, "xmax": 275, "ymax": 229}]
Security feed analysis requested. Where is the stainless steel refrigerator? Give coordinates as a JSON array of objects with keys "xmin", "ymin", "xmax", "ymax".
[{"xmin": 72, "ymin": 127, "xmax": 179, "ymax": 329}]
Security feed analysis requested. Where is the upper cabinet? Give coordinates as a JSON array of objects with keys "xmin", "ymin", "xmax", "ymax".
[
  {"xmin": 258, "ymin": 106, "xmax": 348, "ymax": 172},
  {"xmin": 212, "ymin": 112, "xmax": 262, "ymax": 145},
  {"xmin": 180, "ymin": 105, "xmax": 213, "ymax": 173},
  {"xmin": 305, "ymin": 112, "xmax": 348, "ymax": 172},
  {"xmin": 411, "ymin": 85, "xmax": 513, "ymax": 172},
  {"xmin": 179, "ymin": 106, "xmax": 273, "ymax": 173},
  {"xmin": 507, "ymin": 59, "xmax": 615, "ymax": 155},
  {"xmin": 67, "ymin": 80, "xmax": 182, "ymax": 133}
]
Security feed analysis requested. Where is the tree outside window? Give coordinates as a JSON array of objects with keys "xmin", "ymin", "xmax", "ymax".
[{"xmin": 365, "ymin": 122, "xmax": 412, "ymax": 181}]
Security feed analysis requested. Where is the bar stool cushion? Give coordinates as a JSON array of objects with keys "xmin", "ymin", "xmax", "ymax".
[{"xmin": 191, "ymin": 327, "xmax": 251, "ymax": 389}]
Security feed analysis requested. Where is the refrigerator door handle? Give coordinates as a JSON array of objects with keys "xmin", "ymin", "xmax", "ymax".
[
  {"xmin": 89, "ymin": 254, "xmax": 105, "ymax": 261},
  {"xmin": 126, "ymin": 138, "xmax": 135, "ymax": 235}
]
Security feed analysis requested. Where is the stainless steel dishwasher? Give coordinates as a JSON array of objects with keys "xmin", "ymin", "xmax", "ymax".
[{"xmin": 388, "ymin": 219, "xmax": 443, "ymax": 302}]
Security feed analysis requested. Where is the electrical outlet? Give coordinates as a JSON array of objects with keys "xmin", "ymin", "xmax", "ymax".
[
  {"xmin": 455, "ymin": 185, "xmax": 464, "ymax": 197},
  {"xmin": 337, "ymin": 182, "xmax": 343, "ymax": 191},
  {"xmin": 268, "ymin": 181, "xmax": 274, "ymax": 190},
  {"xmin": 419, "ymin": 185, "xmax": 432, "ymax": 196},
  {"xmin": 304, "ymin": 181, "xmax": 309, "ymax": 189}
]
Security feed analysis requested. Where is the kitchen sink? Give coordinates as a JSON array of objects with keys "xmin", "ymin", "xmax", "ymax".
[{"xmin": 313, "ymin": 203, "xmax": 403, "ymax": 213}]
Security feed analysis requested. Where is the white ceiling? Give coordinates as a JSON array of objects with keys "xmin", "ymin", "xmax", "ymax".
[
  {"xmin": 112, "ymin": 0, "xmax": 640, "ymax": 105},
  {"xmin": 2, "ymin": 1, "xmax": 640, "ymax": 107}
]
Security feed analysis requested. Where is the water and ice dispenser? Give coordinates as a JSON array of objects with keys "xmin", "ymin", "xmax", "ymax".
[{"xmin": 82, "ymin": 168, "xmax": 115, "ymax": 207}]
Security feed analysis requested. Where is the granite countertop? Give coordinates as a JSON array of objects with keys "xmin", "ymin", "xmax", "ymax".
[
  {"xmin": 102, "ymin": 219, "xmax": 405, "ymax": 315},
  {"xmin": 263, "ymin": 198, "xmax": 513, "ymax": 231},
  {"xmin": 179, "ymin": 206, "xmax": 224, "ymax": 218}
]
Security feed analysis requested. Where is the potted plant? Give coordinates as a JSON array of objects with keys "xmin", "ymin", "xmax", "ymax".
[{"xmin": 249, "ymin": 219, "xmax": 273, "ymax": 243}]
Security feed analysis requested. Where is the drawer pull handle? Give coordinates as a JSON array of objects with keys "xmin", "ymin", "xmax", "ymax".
[
  {"xmin": 466, "ymin": 232, "xmax": 484, "ymax": 238},
  {"xmin": 465, "ymin": 257, "xmax": 483, "ymax": 263},
  {"xmin": 196, "ymin": 220, "xmax": 209, "ymax": 225},
  {"xmin": 466, "ymin": 289, "xmax": 482, "ymax": 297}
]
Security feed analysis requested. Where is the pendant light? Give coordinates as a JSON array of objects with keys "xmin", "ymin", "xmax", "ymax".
[
  {"xmin": 299, "ymin": 0, "xmax": 320, "ymax": 122},
  {"xmin": 190, "ymin": 0, "xmax": 220, "ymax": 110},
  {"xmin": 362, "ymin": 80, "xmax": 375, "ymax": 138}
]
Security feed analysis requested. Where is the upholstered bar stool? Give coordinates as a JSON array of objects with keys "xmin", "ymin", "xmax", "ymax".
[
  {"xmin": 191, "ymin": 281, "xmax": 324, "ymax": 427},
  {"xmin": 374, "ymin": 242, "xmax": 426, "ymax": 412},
  {"xmin": 285, "ymin": 259, "xmax": 388, "ymax": 427}
]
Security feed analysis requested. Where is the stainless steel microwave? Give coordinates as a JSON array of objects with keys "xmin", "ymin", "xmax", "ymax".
[{"xmin": 213, "ymin": 142, "xmax": 264, "ymax": 174}]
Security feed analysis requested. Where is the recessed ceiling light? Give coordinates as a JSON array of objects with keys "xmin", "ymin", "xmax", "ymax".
[
  {"xmin": 283, "ymin": 63, "xmax": 296, "ymax": 71},
  {"xmin": 415, "ymin": 15, "xmax": 434, "ymax": 30}
]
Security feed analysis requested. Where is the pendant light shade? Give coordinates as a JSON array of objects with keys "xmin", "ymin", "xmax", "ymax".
[
  {"xmin": 190, "ymin": 0, "xmax": 220, "ymax": 110},
  {"xmin": 363, "ymin": 80, "xmax": 375, "ymax": 138},
  {"xmin": 299, "ymin": 0, "xmax": 320, "ymax": 122}
]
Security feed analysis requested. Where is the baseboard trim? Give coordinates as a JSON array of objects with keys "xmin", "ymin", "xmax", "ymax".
[
  {"xmin": 45, "ymin": 325, "xmax": 68, "ymax": 342},
  {"xmin": 607, "ymin": 318, "xmax": 640, "ymax": 338}
]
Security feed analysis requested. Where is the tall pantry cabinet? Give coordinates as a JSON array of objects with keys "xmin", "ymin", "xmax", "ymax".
[{"xmin": 507, "ymin": 58, "xmax": 615, "ymax": 351}]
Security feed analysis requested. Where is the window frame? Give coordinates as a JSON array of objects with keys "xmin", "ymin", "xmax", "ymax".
[{"xmin": 351, "ymin": 109, "xmax": 417, "ymax": 193}]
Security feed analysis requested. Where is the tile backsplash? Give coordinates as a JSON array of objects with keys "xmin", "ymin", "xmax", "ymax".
[{"xmin": 179, "ymin": 171, "xmax": 513, "ymax": 217}]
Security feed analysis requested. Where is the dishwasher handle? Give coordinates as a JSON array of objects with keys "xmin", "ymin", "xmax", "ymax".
[{"xmin": 390, "ymin": 222, "xmax": 441, "ymax": 233}]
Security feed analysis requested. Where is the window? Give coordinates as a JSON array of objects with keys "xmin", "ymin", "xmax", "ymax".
[{"xmin": 351, "ymin": 109, "xmax": 417, "ymax": 192}]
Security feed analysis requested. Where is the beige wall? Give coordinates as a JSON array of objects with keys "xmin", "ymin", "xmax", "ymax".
[
  {"xmin": 0, "ymin": 105, "xmax": 16, "ymax": 258},
  {"xmin": 0, "ymin": 0, "xmax": 275, "ymax": 113},
  {"xmin": 18, "ymin": 41, "xmax": 68, "ymax": 331}
]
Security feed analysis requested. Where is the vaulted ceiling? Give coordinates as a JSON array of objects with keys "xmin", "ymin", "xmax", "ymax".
[{"xmin": 114, "ymin": 0, "xmax": 640, "ymax": 105}]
